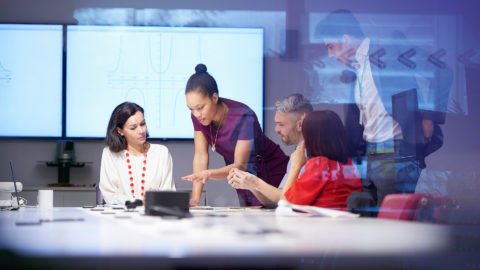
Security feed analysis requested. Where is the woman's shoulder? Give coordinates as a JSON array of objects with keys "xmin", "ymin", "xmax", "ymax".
[
  {"xmin": 101, "ymin": 146, "xmax": 124, "ymax": 160},
  {"xmin": 307, "ymin": 156, "xmax": 353, "ymax": 166},
  {"xmin": 222, "ymin": 98, "xmax": 259, "ymax": 127},
  {"xmin": 148, "ymin": 143, "xmax": 170, "ymax": 154},
  {"xmin": 306, "ymin": 157, "xmax": 360, "ymax": 178},
  {"xmin": 306, "ymin": 156, "xmax": 330, "ymax": 166},
  {"xmin": 222, "ymin": 98, "xmax": 253, "ymax": 113},
  {"xmin": 102, "ymin": 146, "xmax": 117, "ymax": 155},
  {"xmin": 302, "ymin": 157, "xmax": 329, "ymax": 174}
]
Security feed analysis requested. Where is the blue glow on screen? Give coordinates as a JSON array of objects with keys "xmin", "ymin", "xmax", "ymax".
[
  {"xmin": 66, "ymin": 25, "xmax": 264, "ymax": 138},
  {"xmin": 0, "ymin": 24, "xmax": 63, "ymax": 137}
]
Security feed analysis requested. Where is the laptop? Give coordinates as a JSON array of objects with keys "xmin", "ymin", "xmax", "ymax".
[{"xmin": 9, "ymin": 160, "xmax": 21, "ymax": 210}]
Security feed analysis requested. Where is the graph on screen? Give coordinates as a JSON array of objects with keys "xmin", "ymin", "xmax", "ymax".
[{"xmin": 66, "ymin": 25, "xmax": 264, "ymax": 138}]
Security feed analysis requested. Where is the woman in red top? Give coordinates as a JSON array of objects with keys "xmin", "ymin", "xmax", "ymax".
[{"xmin": 283, "ymin": 110, "xmax": 362, "ymax": 210}]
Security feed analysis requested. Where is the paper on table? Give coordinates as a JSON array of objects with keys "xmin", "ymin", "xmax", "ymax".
[{"xmin": 275, "ymin": 200, "xmax": 359, "ymax": 218}]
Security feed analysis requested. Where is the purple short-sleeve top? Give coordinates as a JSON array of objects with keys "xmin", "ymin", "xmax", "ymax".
[{"xmin": 191, "ymin": 98, "xmax": 289, "ymax": 206}]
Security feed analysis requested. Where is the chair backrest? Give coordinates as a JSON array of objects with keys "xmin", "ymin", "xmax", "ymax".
[
  {"xmin": 378, "ymin": 193, "xmax": 455, "ymax": 223},
  {"xmin": 378, "ymin": 194, "xmax": 423, "ymax": 220}
]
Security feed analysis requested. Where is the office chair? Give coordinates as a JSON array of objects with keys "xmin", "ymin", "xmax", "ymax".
[
  {"xmin": 378, "ymin": 193, "xmax": 455, "ymax": 223},
  {"xmin": 347, "ymin": 191, "xmax": 379, "ymax": 217}
]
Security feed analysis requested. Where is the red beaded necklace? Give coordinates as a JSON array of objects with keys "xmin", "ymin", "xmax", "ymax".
[{"xmin": 125, "ymin": 146, "xmax": 147, "ymax": 199}]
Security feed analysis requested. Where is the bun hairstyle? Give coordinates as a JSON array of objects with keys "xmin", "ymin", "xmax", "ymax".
[
  {"xmin": 185, "ymin": 63, "xmax": 219, "ymax": 98},
  {"xmin": 195, "ymin": 63, "xmax": 208, "ymax": 73}
]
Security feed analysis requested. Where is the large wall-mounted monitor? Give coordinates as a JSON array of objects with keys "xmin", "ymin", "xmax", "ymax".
[
  {"xmin": 66, "ymin": 25, "xmax": 264, "ymax": 138},
  {"xmin": 0, "ymin": 24, "xmax": 63, "ymax": 137}
]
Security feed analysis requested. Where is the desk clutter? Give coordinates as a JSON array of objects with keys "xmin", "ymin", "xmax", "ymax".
[{"xmin": 81, "ymin": 205, "xmax": 294, "ymax": 241}]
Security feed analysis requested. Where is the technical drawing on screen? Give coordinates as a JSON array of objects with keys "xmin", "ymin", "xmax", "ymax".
[{"xmin": 66, "ymin": 25, "xmax": 264, "ymax": 139}]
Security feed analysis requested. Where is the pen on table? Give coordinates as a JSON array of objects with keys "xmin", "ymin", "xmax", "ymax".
[{"xmin": 40, "ymin": 218, "xmax": 85, "ymax": 222}]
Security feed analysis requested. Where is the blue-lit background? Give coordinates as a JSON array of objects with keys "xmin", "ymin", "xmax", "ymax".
[{"xmin": 0, "ymin": 0, "xmax": 478, "ymax": 224}]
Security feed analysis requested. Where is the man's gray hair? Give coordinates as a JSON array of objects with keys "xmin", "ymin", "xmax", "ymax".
[{"xmin": 275, "ymin": 94, "xmax": 313, "ymax": 114}]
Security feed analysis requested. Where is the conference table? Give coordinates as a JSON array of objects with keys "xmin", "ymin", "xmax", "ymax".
[{"xmin": 0, "ymin": 206, "xmax": 465, "ymax": 269}]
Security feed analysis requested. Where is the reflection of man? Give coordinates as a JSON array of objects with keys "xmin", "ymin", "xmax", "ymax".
[
  {"xmin": 316, "ymin": 10, "xmax": 450, "ymax": 210},
  {"xmin": 227, "ymin": 94, "xmax": 313, "ymax": 207}
]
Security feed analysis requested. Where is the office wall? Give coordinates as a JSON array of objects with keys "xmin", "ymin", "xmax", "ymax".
[{"xmin": 0, "ymin": 0, "xmax": 479, "ymax": 210}]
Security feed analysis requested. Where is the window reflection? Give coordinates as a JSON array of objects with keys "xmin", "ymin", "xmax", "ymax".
[{"xmin": 73, "ymin": 8, "xmax": 286, "ymax": 57}]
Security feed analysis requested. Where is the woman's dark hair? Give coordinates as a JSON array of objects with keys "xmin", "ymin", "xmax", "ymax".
[
  {"xmin": 105, "ymin": 102, "xmax": 145, "ymax": 152},
  {"xmin": 302, "ymin": 110, "xmax": 349, "ymax": 164},
  {"xmin": 185, "ymin": 63, "xmax": 219, "ymax": 98}
]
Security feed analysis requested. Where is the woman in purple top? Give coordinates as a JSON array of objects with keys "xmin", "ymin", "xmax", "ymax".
[{"xmin": 182, "ymin": 64, "xmax": 289, "ymax": 207}]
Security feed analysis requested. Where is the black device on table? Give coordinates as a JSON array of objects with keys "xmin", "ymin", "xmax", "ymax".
[{"xmin": 144, "ymin": 191, "xmax": 191, "ymax": 218}]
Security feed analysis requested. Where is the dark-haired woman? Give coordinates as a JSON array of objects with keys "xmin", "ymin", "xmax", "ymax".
[
  {"xmin": 100, "ymin": 102, "xmax": 175, "ymax": 205},
  {"xmin": 283, "ymin": 110, "xmax": 362, "ymax": 210},
  {"xmin": 182, "ymin": 64, "xmax": 289, "ymax": 207}
]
